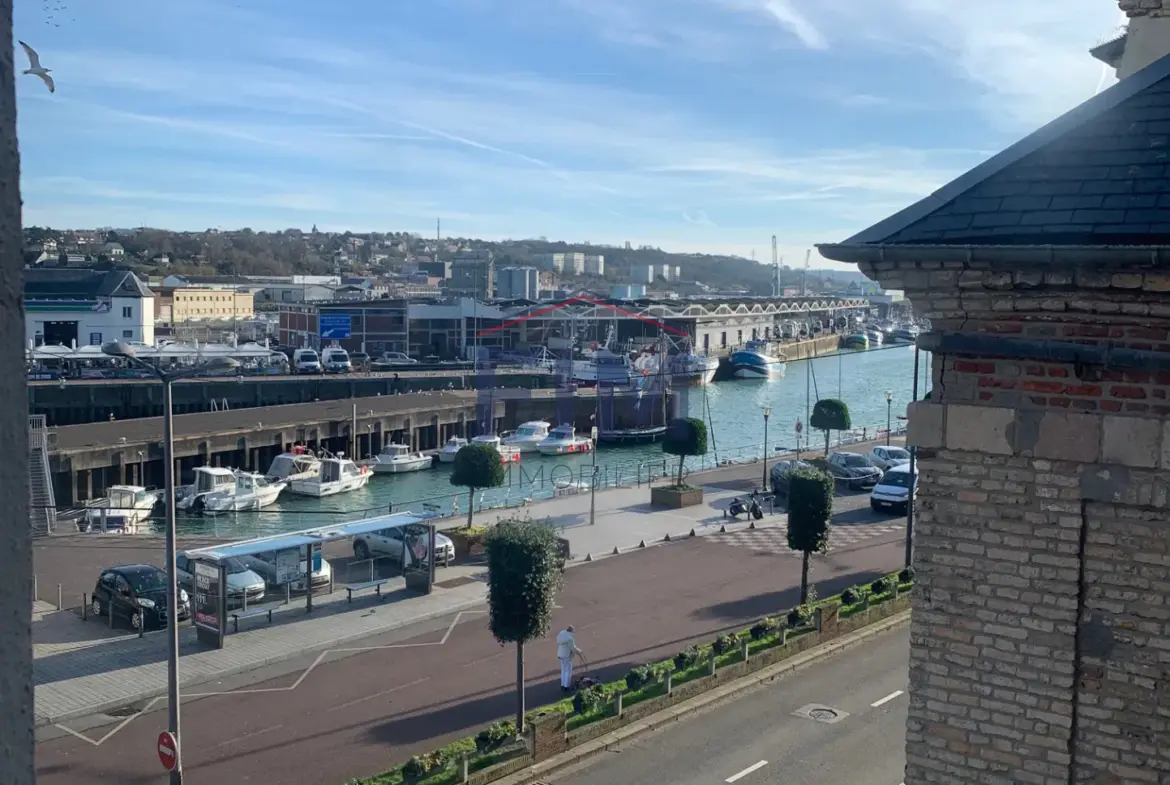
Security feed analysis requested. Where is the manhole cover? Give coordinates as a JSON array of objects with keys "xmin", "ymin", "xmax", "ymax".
[
  {"xmin": 105, "ymin": 705, "xmax": 140, "ymax": 718},
  {"xmin": 792, "ymin": 703, "xmax": 849, "ymax": 724}
]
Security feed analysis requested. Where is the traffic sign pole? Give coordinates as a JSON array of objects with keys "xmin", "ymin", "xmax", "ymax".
[{"xmin": 795, "ymin": 419, "xmax": 803, "ymax": 462}]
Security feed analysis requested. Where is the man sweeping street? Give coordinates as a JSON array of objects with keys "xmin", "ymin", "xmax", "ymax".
[{"xmin": 557, "ymin": 625, "xmax": 583, "ymax": 692}]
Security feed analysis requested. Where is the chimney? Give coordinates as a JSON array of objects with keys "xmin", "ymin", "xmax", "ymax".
[{"xmin": 1095, "ymin": 1, "xmax": 1170, "ymax": 80}]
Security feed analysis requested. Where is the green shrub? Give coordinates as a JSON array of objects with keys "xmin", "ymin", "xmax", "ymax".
[
  {"xmin": 572, "ymin": 683, "xmax": 607, "ymax": 714},
  {"xmin": 787, "ymin": 604, "xmax": 812, "ymax": 629},
  {"xmin": 712, "ymin": 633, "xmax": 740, "ymax": 656},
  {"xmin": 898, "ymin": 566, "xmax": 915, "ymax": 584},
  {"xmin": 625, "ymin": 665, "xmax": 654, "ymax": 692},
  {"xmin": 870, "ymin": 576, "xmax": 890, "ymax": 595},
  {"xmin": 401, "ymin": 753, "xmax": 440, "ymax": 779},
  {"xmin": 474, "ymin": 720, "xmax": 515, "ymax": 754},
  {"xmin": 841, "ymin": 585, "xmax": 870, "ymax": 606},
  {"xmin": 673, "ymin": 645, "xmax": 703, "ymax": 672},
  {"xmin": 750, "ymin": 617, "xmax": 778, "ymax": 640}
]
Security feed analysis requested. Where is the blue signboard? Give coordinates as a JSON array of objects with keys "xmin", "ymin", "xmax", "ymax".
[{"xmin": 319, "ymin": 313, "xmax": 351, "ymax": 339}]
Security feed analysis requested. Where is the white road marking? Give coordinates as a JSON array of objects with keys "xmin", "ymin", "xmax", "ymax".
[
  {"xmin": 871, "ymin": 690, "xmax": 904, "ymax": 708},
  {"xmin": 53, "ymin": 609, "xmax": 485, "ymax": 746},
  {"xmin": 326, "ymin": 677, "xmax": 431, "ymax": 712},
  {"xmin": 726, "ymin": 760, "xmax": 768, "ymax": 783},
  {"xmin": 215, "ymin": 724, "xmax": 284, "ymax": 747}
]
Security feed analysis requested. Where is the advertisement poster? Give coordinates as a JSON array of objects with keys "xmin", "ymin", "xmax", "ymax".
[{"xmin": 194, "ymin": 560, "xmax": 222, "ymax": 632}]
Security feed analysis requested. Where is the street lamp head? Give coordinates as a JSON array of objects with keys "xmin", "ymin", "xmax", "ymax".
[
  {"xmin": 101, "ymin": 341, "xmax": 137, "ymax": 360},
  {"xmin": 885, "ymin": 390, "xmax": 893, "ymax": 403},
  {"xmin": 763, "ymin": 406, "xmax": 772, "ymax": 418}
]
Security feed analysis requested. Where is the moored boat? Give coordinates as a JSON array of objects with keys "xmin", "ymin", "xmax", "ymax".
[
  {"xmin": 537, "ymin": 424, "xmax": 595, "ymax": 456},
  {"xmin": 361, "ymin": 443, "xmax": 433, "ymax": 474},
  {"xmin": 728, "ymin": 340, "xmax": 787, "ymax": 379}
]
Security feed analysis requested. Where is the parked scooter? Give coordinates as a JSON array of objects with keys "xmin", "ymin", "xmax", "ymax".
[{"xmin": 726, "ymin": 494, "xmax": 764, "ymax": 520}]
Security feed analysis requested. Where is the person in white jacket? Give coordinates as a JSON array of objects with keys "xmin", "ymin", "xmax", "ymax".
[{"xmin": 556, "ymin": 625, "xmax": 582, "ymax": 691}]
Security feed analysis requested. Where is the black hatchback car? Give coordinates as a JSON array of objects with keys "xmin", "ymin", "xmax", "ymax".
[
  {"xmin": 770, "ymin": 459, "xmax": 815, "ymax": 496},
  {"xmin": 91, "ymin": 564, "xmax": 192, "ymax": 632}
]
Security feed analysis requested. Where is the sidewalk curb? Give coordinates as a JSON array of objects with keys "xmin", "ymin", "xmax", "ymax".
[
  {"xmin": 37, "ymin": 593, "xmax": 487, "ymax": 727},
  {"xmin": 492, "ymin": 609, "xmax": 912, "ymax": 785}
]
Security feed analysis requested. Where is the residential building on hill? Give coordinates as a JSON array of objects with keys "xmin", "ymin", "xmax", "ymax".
[{"xmin": 24, "ymin": 268, "xmax": 154, "ymax": 347}]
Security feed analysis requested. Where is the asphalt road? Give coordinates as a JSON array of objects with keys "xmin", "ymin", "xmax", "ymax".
[
  {"xmin": 550, "ymin": 624, "xmax": 910, "ymax": 785},
  {"xmin": 35, "ymin": 512, "xmax": 906, "ymax": 785}
]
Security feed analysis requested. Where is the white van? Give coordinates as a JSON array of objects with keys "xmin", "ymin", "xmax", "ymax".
[
  {"xmin": 321, "ymin": 346, "xmax": 352, "ymax": 374},
  {"xmin": 292, "ymin": 348, "xmax": 322, "ymax": 374},
  {"xmin": 870, "ymin": 464, "xmax": 917, "ymax": 513}
]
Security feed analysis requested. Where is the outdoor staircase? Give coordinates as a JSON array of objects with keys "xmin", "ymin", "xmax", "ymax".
[{"xmin": 29, "ymin": 415, "xmax": 57, "ymax": 536}]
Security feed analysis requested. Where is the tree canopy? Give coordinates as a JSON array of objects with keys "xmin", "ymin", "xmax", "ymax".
[
  {"xmin": 786, "ymin": 467, "xmax": 835, "ymax": 603},
  {"xmin": 663, "ymin": 417, "xmax": 708, "ymax": 485},
  {"xmin": 450, "ymin": 443, "xmax": 505, "ymax": 490},
  {"xmin": 484, "ymin": 519, "xmax": 565, "ymax": 645}
]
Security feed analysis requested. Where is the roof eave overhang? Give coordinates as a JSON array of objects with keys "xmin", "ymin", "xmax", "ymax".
[
  {"xmin": 1090, "ymin": 32, "xmax": 1128, "ymax": 68},
  {"xmin": 816, "ymin": 242, "xmax": 1170, "ymax": 267}
]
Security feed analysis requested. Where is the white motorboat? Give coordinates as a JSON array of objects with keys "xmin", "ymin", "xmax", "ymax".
[
  {"xmin": 537, "ymin": 424, "xmax": 595, "ymax": 456},
  {"xmin": 437, "ymin": 437, "xmax": 468, "ymax": 464},
  {"xmin": 728, "ymin": 340, "xmax": 787, "ymax": 379},
  {"xmin": 288, "ymin": 454, "xmax": 372, "ymax": 497},
  {"xmin": 890, "ymin": 325, "xmax": 921, "ymax": 344},
  {"xmin": 501, "ymin": 421, "xmax": 551, "ymax": 453},
  {"xmin": 175, "ymin": 467, "xmax": 237, "ymax": 512},
  {"xmin": 200, "ymin": 471, "xmax": 287, "ymax": 513},
  {"xmin": 362, "ymin": 443, "xmax": 433, "ymax": 474},
  {"xmin": 471, "ymin": 434, "xmax": 522, "ymax": 463},
  {"xmin": 83, "ymin": 485, "xmax": 160, "ymax": 533},
  {"xmin": 265, "ymin": 447, "xmax": 321, "ymax": 484},
  {"xmin": 669, "ymin": 351, "xmax": 719, "ymax": 386}
]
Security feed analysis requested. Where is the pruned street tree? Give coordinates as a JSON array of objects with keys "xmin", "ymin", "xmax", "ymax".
[
  {"xmin": 810, "ymin": 398, "xmax": 851, "ymax": 455},
  {"xmin": 450, "ymin": 442, "xmax": 505, "ymax": 528},
  {"xmin": 485, "ymin": 518, "xmax": 566, "ymax": 730},
  {"xmin": 662, "ymin": 417, "xmax": 708, "ymax": 486},
  {"xmin": 786, "ymin": 467, "xmax": 835, "ymax": 603}
]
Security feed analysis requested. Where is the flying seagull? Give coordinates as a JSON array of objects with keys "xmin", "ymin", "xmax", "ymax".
[{"xmin": 19, "ymin": 41, "xmax": 55, "ymax": 93}]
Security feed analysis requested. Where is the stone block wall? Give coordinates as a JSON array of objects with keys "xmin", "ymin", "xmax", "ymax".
[{"xmin": 859, "ymin": 255, "xmax": 1170, "ymax": 784}]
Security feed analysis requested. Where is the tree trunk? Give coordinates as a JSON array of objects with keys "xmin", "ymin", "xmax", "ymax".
[
  {"xmin": 677, "ymin": 454, "xmax": 685, "ymax": 486},
  {"xmin": 515, "ymin": 640, "xmax": 526, "ymax": 731},
  {"xmin": 823, "ymin": 430, "xmax": 830, "ymax": 456},
  {"xmin": 800, "ymin": 551, "xmax": 810, "ymax": 603},
  {"xmin": 467, "ymin": 486, "xmax": 474, "ymax": 528}
]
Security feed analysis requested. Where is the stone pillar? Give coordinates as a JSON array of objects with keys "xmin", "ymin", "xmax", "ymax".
[{"xmin": 861, "ymin": 257, "xmax": 1170, "ymax": 784}]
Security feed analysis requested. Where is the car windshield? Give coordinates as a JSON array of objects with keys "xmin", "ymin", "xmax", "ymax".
[
  {"xmin": 887, "ymin": 448, "xmax": 911, "ymax": 460},
  {"xmin": 880, "ymin": 471, "xmax": 915, "ymax": 488},
  {"xmin": 125, "ymin": 567, "xmax": 166, "ymax": 593},
  {"xmin": 841, "ymin": 455, "xmax": 872, "ymax": 467},
  {"xmin": 223, "ymin": 557, "xmax": 251, "ymax": 575}
]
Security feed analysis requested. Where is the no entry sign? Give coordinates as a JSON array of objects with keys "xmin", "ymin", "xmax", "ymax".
[
  {"xmin": 795, "ymin": 419, "xmax": 803, "ymax": 434},
  {"xmin": 157, "ymin": 731, "xmax": 178, "ymax": 771}
]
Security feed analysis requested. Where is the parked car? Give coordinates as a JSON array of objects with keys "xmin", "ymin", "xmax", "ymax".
[
  {"xmin": 292, "ymin": 348, "xmax": 322, "ymax": 374},
  {"xmin": 349, "ymin": 351, "xmax": 370, "ymax": 370},
  {"xmin": 321, "ymin": 346, "xmax": 352, "ymax": 374},
  {"xmin": 370, "ymin": 351, "xmax": 418, "ymax": 371},
  {"xmin": 91, "ymin": 564, "xmax": 191, "ymax": 632},
  {"xmin": 826, "ymin": 451, "xmax": 883, "ymax": 489},
  {"xmin": 769, "ymin": 459, "xmax": 815, "ymax": 496},
  {"xmin": 870, "ymin": 464, "xmax": 917, "ymax": 513},
  {"xmin": 175, "ymin": 552, "xmax": 267, "ymax": 608},
  {"xmin": 242, "ymin": 550, "xmax": 333, "ymax": 592},
  {"xmin": 868, "ymin": 445, "xmax": 911, "ymax": 471},
  {"xmin": 353, "ymin": 526, "xmax": 455, "ymax": 567}
]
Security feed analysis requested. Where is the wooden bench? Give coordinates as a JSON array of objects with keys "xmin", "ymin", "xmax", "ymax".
[
  {"xmin": 230, "ymin": 601, "xmax": 284, "ymax": 633},
  {"xmin": 345, "ymin": 579, "xmax": 389, "ymax": 602}
]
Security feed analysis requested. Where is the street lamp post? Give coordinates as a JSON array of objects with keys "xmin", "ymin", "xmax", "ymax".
[
  {"xmin": 102, "ymin": 343, "xmax": 238, "ymax": 785},
  {"xmin": 884, "ymin": 391, "xmax": 893, "ymax": 446},
  {"xmin": 762, "ymin": 406, "xmax": 772, "ymax": 490}
]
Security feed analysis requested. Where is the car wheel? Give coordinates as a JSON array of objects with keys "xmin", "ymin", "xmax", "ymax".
[
  {"xmin": 91, "ymin": 596, "xmax": 104, "ymax": 617},
  {"xmin": 354, "ymin": 540, "xmax": 371, "ymax": 560},
  {"xmin": 870, "ymin": 500, "xmax": 880, "ymax": 511},
  {"xmin": 130, "ymin": 611, "xmax": 142, "ymax": 631}
]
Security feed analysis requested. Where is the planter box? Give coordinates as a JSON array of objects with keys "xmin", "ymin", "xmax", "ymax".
[
  {"xmin": 651, "ymin": 486, "xmax": 703, "ymax": 509},
  {"xmin": 450, "ymin": 531, "xmax": 487, "ymax": 562}
]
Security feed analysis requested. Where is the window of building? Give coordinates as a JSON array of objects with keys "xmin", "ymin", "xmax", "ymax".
[
  {"xmin": 122, "ymin": 330, "xmax": 133, "ymax": 339},
  {"xmin": 122, "ymin": 306, "xmax": 133, "ymax": 319}
]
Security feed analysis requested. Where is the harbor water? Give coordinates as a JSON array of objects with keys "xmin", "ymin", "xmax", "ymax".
[{"xmin": 172, "ymin": 344, "xmax": 931, "ymax": 538}]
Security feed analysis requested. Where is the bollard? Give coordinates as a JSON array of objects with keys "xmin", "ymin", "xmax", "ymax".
[
  {"xmin": 57, "ymin": 583, "xmax": 63, "ymax": 611},
  {"xmin": 663, "ymin": 533, "xmax": 671, "ymax": 542},
  {"xmin": 82, "ymin": 593, "xmax": 88, "ymax": 620},
  {"xmin": 460, "ymin": 755, "xmax": 469, "ymax": 784},
  {"xmin": 286, "ymin": 583, "xmax": 292, "ymax": 605},
  {"xmin": 138, "ymin": 613, "xmax": 145, "ymax": 638},
  {"xmin": 32, "ymin": 574, "xmax": 37, "ymax": 602},
  {"xmin": 109, "ymin": 599, "xmax": 115, "ymax": 629},
  {"xmin": 665, "ymin": 669, "xmax": 673, "ymax": 695},
  {"xmin": 779, "ymin": 627, "xmax": 788, "ymax": 645},
  {"xmin": 614, "ymin": 690, "xmax": 623, "ymax": 718},
  {"xmin": 708, "ymin": 656, "xmax": 717, "ymax": 676},
  {"xmin": 689, "ymin": 528, "xmax": 696, "ymax": 537},
  {"xmin": 719, "ymin": 524, "xmax": 727, "ymax": 533},
  {"xmin": 741, "ymin": 639, "xmax": 750, "ymax": 663}
]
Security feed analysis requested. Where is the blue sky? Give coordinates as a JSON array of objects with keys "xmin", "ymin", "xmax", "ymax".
[{"xmin": 14, "ymin": 0, "xmax": 1121, "ymax": 267}]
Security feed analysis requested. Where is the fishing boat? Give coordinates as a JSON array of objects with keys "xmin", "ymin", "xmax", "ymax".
[
  {"xmin": 571, "ymin": 347, "xmax": 632, "ymax": 386},
  {"xmin": 728, "ymin": 339, "xmax": 787, "ymax": 379},
  {"xmin": 501, "ymin": 421, "xmax": 551, "ymax": 453},
  {"xmin": 597, "ymin": 425, "xmax": 667, "ymax": 445},
  {"xmin": 669, "ymin": 350, "xmax": 719, "ymax": 386},
  {"xmin": 537, "ymin": 424, "xmax": 595, "ymax": 456},
  {"xmin": 471, "ymin": 434, "xmax": 522, "ymax": 463},
  {"xmin": 265, "ymin": 447, "xmax": 321, "ymax": 484},
  {"xmin": 82, "ymin": 485, "xmax": 160, "ymax": 533},
  {"xmin": 198, "ymin": 471, "xmax": 287, "ymax": 513},
  {"xmin": 890, "ymin": 325, "xmax": 921, "ymax": 344},
  {"xmin": 361, "ymin": 443, "xmax": 433, "ymax": 474},
  {"xmin": 437, "ymin": 437, "xmax": 468, "ymax": 464},
  {"xmin": 175, "ymin": 467, "xmax": 237, "ymax": 512},
  {"xmin": 288, "ymin": 454, "xmax": 371, "ymax": 498},
  {"xmin": 841, "ymin": 333, "xmax": 870, "ymax": 350},
  {"xmin": 866, "ymin": 328, "xmax": 884, "ymax": 346}
]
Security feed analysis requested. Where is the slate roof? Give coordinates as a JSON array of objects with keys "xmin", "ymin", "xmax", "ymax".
[
  {"xmin": 24, "ymin": 269, "xmax": 154, "ymax": 300},
  {"xmin": 841, "ymin": 50, "xmax": 1170, "ymax": 247}
]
